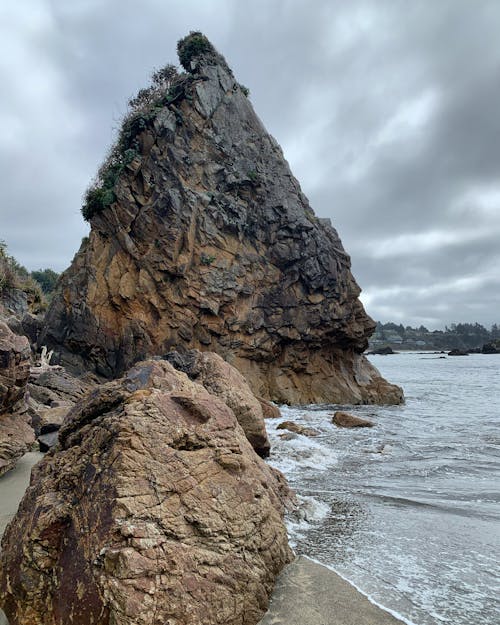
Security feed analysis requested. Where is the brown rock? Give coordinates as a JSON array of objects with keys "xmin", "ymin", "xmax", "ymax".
[
  {"xmin": 39, "ymin": 33, "xmax": 403, "ymax": 407},
  {"xmin": 0, "ymin": 322, "xmax": 34, "ymax": 475},
  {"xmin": 332, "ymin": 411, "xmax": 374, "ymax": 428},
  {"xmin": 0, "ymin": 322, "xmax": 31, "ymax": 413},
  {"xmin": 259, "ymin": 397, "xmax": 282, "ymax": 419},
  {"xmin": 276, "ymin": 421, "xmax": 320, "ymax": 437},
  {"xmin": 27, "ymin": 367, "xmax": 94, "ymax": 439},
  {"xmin": 165, "ymin": 350, "xmax": 271, "ymax": 457},
  {"xmin": 0, "ymin": 359, "xmax": 293, "ymax": 625}
]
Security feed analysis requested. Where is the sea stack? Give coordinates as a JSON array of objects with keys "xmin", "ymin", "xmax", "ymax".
[{"xmin": 40, "ymin": 32, "xmax": 402, "ymax": 406}]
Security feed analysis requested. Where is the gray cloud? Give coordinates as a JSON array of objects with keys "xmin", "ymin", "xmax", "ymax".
[{"xmin": 1, "ymin": 0, "xmax": 499, "ymax": 328}]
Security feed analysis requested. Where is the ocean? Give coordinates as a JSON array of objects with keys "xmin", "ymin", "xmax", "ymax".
[{"xmin": 267, "ymin": 352, "xmax": 500, "ymax": 625}]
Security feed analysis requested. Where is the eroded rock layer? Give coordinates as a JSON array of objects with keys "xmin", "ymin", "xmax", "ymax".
[
  {"xmin": 0, "ymin": 322, "xmax": 34, "ymax": 475},
  {"xmin": 40, "ymin": 35, "xmax": 402, "ymax": 405},
  {"xmin": 0, "ymin": 359, "xmax": 293, "ymax": 625}
]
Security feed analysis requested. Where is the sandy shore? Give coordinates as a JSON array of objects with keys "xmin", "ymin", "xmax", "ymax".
[
  {"xmin": 1, "ymin": 454, "xmax": 406, "ymax": 625},
  {"xmin": 259, "ymin": 555, "xmax": 406, "ymax": 625}
]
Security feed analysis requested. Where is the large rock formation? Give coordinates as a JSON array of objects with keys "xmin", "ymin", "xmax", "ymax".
[
  {"xmin": 165, "ymin": 349, "xmax": 270, "ymax": 456},
  {"xmin": 0, "ymin": 322, "xmax": 35, "ymax": 475},
  {"xmin": 40, "ymin": 32, "xmax": 402, "ymax": 406},
  {"xmin": 0, "ymin": 359, "xmax": 293, "ymax": 625}
]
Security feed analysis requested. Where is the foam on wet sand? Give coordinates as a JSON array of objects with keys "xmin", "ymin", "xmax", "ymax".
[{"xmin": 258, "ymin": 555, "xmax": 407, "ymax": 625}]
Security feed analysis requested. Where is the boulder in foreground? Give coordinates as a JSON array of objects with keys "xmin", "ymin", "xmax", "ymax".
[{"xmin": 0, "ymin": 359, "xmax": 293, "ymax": 625}]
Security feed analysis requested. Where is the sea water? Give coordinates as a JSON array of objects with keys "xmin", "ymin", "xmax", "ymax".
[{"xmin": 267, "ymin": 352, "xmax": 500, "ymax": 625}]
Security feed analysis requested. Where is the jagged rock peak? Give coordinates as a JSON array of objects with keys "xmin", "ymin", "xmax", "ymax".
[
  {"xmin": 40, "ymin": 32, "xmax": 403, "ymax": 406},
  {"xmin": 177, "ymin": 31, "xmax": 232, "ymax": 74}
]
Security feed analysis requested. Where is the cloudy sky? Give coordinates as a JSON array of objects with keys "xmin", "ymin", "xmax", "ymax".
[{"xmin": 2, "ymin": 0, "xmax": 499, "ymax": 329}]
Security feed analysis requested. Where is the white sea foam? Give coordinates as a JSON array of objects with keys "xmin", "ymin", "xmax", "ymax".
[{"xmin": 264, "ymin": 353, "xmax": 500, "ymax": 625}]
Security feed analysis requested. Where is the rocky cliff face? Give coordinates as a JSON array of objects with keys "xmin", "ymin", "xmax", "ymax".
[
  {"xmin": 0, "ymin": 322, "xmax": 35, "ymax": 476},
  {"xmin": 40, "ymin": 33, "xmax": 402, "ymax": 405}
]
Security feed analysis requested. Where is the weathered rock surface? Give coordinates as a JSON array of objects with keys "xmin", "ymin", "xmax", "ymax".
[
  {"xmin": 0, "ymin": 359, "xmax": 293, "ymax": 625},
  {"xmin": 165, "ymin": 349, "xmax": 270, "ymax": 456},
  {"xmin": 0, "ymin": 322, "xmax": 30, "ymax": 413},
  {"xmin": 332, "ymin": 411, "xmax": 374, "ymax": 428},
  {"xmin": 27, "ymin": 367, "xmax": 95, "ymax": 437},
  {"xmin": 258, "ymin": 397, "xmax": 281, "ymax": 419},
  {"xmin": 276, "ymin": 421, "xmax": 319, "ymax": 437},
  {"xmin": 0, "ymin": 322, "xmax": 35, "ymax": 475},
  {"xmin": 40, "ymin": 34, "xmax": 403, "ymax": 406}
]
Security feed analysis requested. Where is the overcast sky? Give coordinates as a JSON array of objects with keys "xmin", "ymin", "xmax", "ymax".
[{"xmin": 1, "ymin": 0, "xmax": 499, "ymax": 329}]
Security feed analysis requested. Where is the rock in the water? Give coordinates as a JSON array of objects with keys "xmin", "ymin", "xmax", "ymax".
[
  {"xmin": 276, "ymin": 421, "xmax": 319, "ymax": 437},
  {"xmin": 482, "ymin": 342, "xmax": 500, "ymax": 354},
  {"xmin": 448, "ymin": 349, "xmax": 469, "ymax": 356},
  {"xmin": 258, "ymin": 397, "xmax": 282, "ymax": 419},
  {"xmin": 0, "ymin": 359, "xmax": 293, "ymax": 625},
  {"xmin": 39, "ymin": 33, "xmax": 402, "ymax": 407},
  {"xmin": 165, "ymin": 349, "xmax": 270, "ymax": 456},
  {"xmin": 368, "ymin": 346, "xmax": 395, "ymax": 355},
  {"xmin": 0, "ymin": 322, "xmax": 34, "ymax": 475},
  {"xmin": 332, "ymin": 411, "xmax": 374, "ymax": 428}
]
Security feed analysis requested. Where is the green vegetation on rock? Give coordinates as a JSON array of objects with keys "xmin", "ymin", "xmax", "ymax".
[
  {"xmin": 177, "ymin": 31, "xmax": 215, "ymax": 71},
  {"xmin": 0, "ymin": 240, "xmax": 46, "ymax": 311},
  {"xmin": 81, "ymin": 58, "xmax": 193, "ymax": 221}
]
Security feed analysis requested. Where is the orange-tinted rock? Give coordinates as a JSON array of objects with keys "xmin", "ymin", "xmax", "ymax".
[
  {"xmin": 332, "ymin": 411, "xmax": 374, "ymax": 428},
  {"xmin": 0, "ymin": 360, "xmax": 293, "ymax": 625},
  {"xmin": 39, "ymin": 34, "xmax": 403, "ymax": 407}
]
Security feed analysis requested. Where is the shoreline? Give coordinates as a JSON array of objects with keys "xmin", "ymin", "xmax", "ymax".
[
  {"xmin": 258, "ymin": 555, "xmax": 409, "ymax": 625},
  {"xmin": 1, "ymin": 453, "xmax": 411, "ymax": 625}
]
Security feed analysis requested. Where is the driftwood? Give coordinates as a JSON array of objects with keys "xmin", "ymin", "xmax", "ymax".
[{"xmin": 30, "ymin": 346, "xmax": 62, "ymax": 377}]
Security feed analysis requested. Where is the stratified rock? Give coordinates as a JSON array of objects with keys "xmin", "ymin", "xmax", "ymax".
[
  {"xmin": 0, "ymin": 322, "xmax": 30, "ymax": 413},
  {"xmin": 26, "ymin": 366, "xmax": 96, "ymax": 454},
  {"xmin": 0, "ymin": 322, "xmax": 34, "ymax": 475},
  {"xmin": 332, "ymin": 411, "xmax": 374, "ymax": 428},
  {"xmin": 165, "ymin": 349, "xmax": 270, "ymax": 456},
  {"xmin": 39, "ymin": 32, "xmax": 403, "ymax": 406},
  {"xmin": 0, "ymin": 359, "xmax": 293, "ymax": 625},
  {"xmin": 276, "ymin": 421, "xmax": 319, "ymax": 437}
]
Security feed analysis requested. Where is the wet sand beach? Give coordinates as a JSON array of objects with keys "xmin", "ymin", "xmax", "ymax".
[{"xmin": 259, "ymin": 555, "xmax": 406, "ymax": 625}]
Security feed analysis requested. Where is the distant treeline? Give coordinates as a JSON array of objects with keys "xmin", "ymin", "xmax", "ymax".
[
  {"xmin": 371, "ymin": 321, "xmax": 500, "ymax": 351},
  {"xmin": 0, "ymin": 240, "xmax": 59, "ymax": 312}
]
